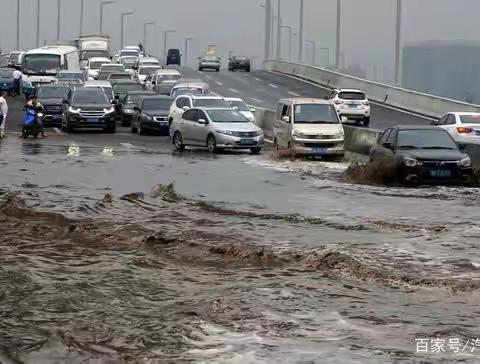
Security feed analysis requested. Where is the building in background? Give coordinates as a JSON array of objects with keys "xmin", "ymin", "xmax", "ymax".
[{"xmin": 402, "ymin": 41, "xmax": 480, "ymax": 104}]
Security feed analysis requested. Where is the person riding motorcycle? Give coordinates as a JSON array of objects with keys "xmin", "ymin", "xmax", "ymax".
[{"xmin": 23, "ymin": 96, "xmax": 46, "ymax": 137}]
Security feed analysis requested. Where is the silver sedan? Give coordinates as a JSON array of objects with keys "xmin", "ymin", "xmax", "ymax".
[{"xmin": 171, "ymin": 107, "xmax": 264, "ymax": 154}]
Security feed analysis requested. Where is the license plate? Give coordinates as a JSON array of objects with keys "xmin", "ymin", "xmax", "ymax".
[
  {"xmin": 430, "ymin": 169, "xmax": 451, "ymax": 178},
  {"xmin": 348, "ymin": 104, "xmax": 358, "ymax": 108},
  {"xmin": 159, "ymin": 122, "xmax": 168, "ymax": 126},
  {"xmin": 86, "ymin": 118, "xmax": 99, "ymax": 123},
  {"xmin": 312, "ymin": 147, "xmax": 328, "ymax": 155},
  {"xmin": 239, "ymin": 139, "xmax": 255, "ymax": 145}
]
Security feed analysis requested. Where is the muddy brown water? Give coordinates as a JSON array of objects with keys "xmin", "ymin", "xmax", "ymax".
[{"xmin": 0, "ymin": 137, "xmax": 480, "ymax": 363}]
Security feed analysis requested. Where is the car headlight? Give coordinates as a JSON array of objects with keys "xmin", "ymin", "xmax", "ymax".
[
  {"xmin": 124, "ymin": 108, "xmax": 135, "ymax": 114},
  {"xmin": 69, "ymin": 106, "xmax": 81, "ymax": 114},
  {"xmin": 458, "ymin": 157, "xmax": 472, "ymax": 167},
  {"xmin": 216, "ymin": 130, "xmax": 234, "ymax": 136},
  {"xmin": 403, "ymin": 156, "xmax": 423, "ymax": 167},
  {"xmin": 292, "ymin": 130, "xmax": 304, "ymax": 138},
  {"xmin": 256, "ymin": 130, "xmax": 264, "ymax": 137},
  {"xmin": 143, "ymin": 114, "xmax": 153, "ymax": 121},
  {"xmin": 103, "ymin": 107, "xmax": 115, "ymax": 114}
]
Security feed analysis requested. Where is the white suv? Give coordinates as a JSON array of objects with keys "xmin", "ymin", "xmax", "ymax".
[
  {"xmin": 168, "ymin": 94, "xmax": 230, "ymax": 122},
  {"xmin": 326, "ymin": 88, "xmax": 370, "ymax": 127}
]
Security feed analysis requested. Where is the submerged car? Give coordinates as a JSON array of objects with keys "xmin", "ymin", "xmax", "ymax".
[
  {"xmin": 131, "ymin": 96, "xmax": 173, "ymax": 135},
  {"xmin": 171, "ymin": 107, "xmax": 264, "ymax": 154},
  {"xmin": 369, "ymin": 125, "xmax": 473, "ymax": 185}
]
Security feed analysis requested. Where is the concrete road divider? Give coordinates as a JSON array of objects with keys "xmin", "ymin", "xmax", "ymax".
[{"xmin": 264, "ymin": 59, "xmax": 480, "ymax": 119}]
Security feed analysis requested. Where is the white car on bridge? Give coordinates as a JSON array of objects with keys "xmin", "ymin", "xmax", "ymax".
[
  {"xmin": 326, "ymin": 88, "xmax": 371, "ymax": 127},
  {"xmin": 169, "ymin": 94, "xmax": 230, "ymax": 122},
  {"xmin": 433, "ymin": 112, "xmax": 480, "ymax": 145}
]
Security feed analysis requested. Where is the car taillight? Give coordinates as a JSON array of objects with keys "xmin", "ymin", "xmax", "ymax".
[
  {"xmin": 362, "ymin": 101, "xmax": 369, "ymax": 106},
  {"xmin": 457, "ymin": 127, "xmax": 473, "ymax": 134},
  {"xmin": 334, "ymin": 100, "xmax": 344, "ymax": 105}
]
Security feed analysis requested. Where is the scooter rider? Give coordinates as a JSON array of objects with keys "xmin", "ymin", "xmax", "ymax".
[{"xmin": 24, "ymin": 96, "xmax": 46, "ymax": 137}]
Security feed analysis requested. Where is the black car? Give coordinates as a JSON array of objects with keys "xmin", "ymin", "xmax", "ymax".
[
  {"xmin": 62, "ymin": 88, "xmax": 116, "ymax": 133},
  {"xmin": 111, "ymin": 80, "xmax": 143, "ymax": 100},
  {"xmin": 166, "ymin": 49, "xmax": 181, "ymax": 66},
  {"xmin": 131, "ymin": 96, "xmax": 173, "ymax": 135},
  {"xmin": 369, "ymin": 125, "xmax": 473, "ymax": 185},
  {"xmin": 34, "ymin": 84, "xmax": 71, "ymax": 127},
  {"xmin": 120, "ymin": 90, "xmax": 156, "ymax": 127},
  {"xmin": 228, "ymin": 56, "xmax": 251, "ymax": 72}
]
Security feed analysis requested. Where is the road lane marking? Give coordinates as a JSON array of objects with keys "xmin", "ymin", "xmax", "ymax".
[
  {"xmin": 269, "ymin": 83, "xmax": 278, "ymax": 88},
  {"xmin": 250, "ymin": 97, "xmax": 263, "ymax": 103},
  {"xmin": 216, "ymin": 81, "xmax": 223, "ymax": 86},
  {"xmin": 288, "ymin": 91, "xmax": 300, "ymax": 97},
  {"xmin": 269, "ymin": 71, "xmax": 437, "ymax": 122},
  {"xmin": 229, "ymin": 88, "xmax": 240, "ymax": 94}
]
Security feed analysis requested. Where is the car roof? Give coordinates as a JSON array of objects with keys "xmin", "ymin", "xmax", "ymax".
[
  {"xmin": 37, "ymin": 83, "xmax": 70, "ymax": 88},
  {"xmin": 279, "ymin": 98, "xmax": 331, "ymax": 105},
  {"xmin": 224, "ymin": 97, "xmax": 245, "ymax": 102},
  {"xmin": 153, "ymin": 69, "xmax": 181, "ymax": 75},
  {"xmin": 89, "ymin": 57, "xmax": 111, "ymax": 62},
  {"xmin": 84, "ymin": 80, "xmax": 112, "ymax": 87},
  {"xmin": 194, "ymin": 107, "xmax": 235, "ymax": 112},
  {"xmin": 395, "ymin": 125, "xmax": 445, "ymax": 131},
  {"xmin": 174, "ymin": 82, "xmax": 208, "ymax": 88},
  {"xmin": 138, "ymin": 95, "xmax": 173, "ymax": 100},
  {"xmin": 25, "ymin": 46, "xmax": 77, "ymax": 55},
  {"xmin": 101, "ymin": 64, "xmax": 124, "ymax": 67},
  {"xmin": 449, "ymin": 112, "xmax": 480, "ymax": 116},
  {"xmin": 139, "ymin": 57, "xmax": 159, "ymax": 62},
  {"xmin": 126, "ymin": 90, "xmax": 155, "ymax": 95},
  {"xmin": 57, "ymin": 70, "xmax": 82, "ymax": 74},
  {"xmin": 111, "ymin": 79, "xmax": 139, "ymax": 85},
  {"xmin": 335, "ymin": 88, "xmax": 365, "ymax": 93},
  {"xmin": 190, "ymin": 94, "xmax": 224, "ymax": 99}
]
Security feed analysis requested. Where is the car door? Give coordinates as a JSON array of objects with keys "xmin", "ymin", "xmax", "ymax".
[
  {"xmin": 180, "ymin": 108, "xmax": 198, "ymax": 144},
  {"xmin": 278, "ymin": 104, "xmax": 292, "ymax": 148},
  {"xmin": 442, "ymin": 114, "xmax": 458, "ymax": 140},
  {"xmin": 191, "ymin": 110, "xmax": 210, "ymax": 145},
  {"xmin": 371, "ymin": 128, "xmax": 395, "ymax": 161}
]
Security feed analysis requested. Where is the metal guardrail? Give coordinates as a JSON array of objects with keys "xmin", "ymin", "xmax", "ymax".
[{"xmin": 264, "ymin": 59, "xmax": 480, "ymax": 119}]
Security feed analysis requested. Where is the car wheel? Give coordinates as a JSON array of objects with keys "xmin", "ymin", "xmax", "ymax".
[
  {"xmin": 246, "ymin": 67, "xmax": 251, "ymax": 72},
  {"xmin": 250, "ymin": 147, "xmax": 262, "ymax": 154},
  {"xmin": 131, "ymin": 124, "xmax": 137, "ymax": 133},
  {"xmin": 363, "ymin": 117, "xmax": 370, "ymax": 127},
  {"xmin": 207, "ymin": 134, "xmax": 218, "ymax": 153},
  {"xmin": 173, "ymin": 132, "xmax": 185, "ymax": 152},
  {"xmin": 198, "ymin": 67, "xmax": 203, "ymax": 72},
  {"xmin": 137, "ymin": 123, "xmax": 144, "ymax": 136},
  {"xmin": 216, "ymin": 68, "xmax": 220, "ymax": 72},
  {"xmin": 107, "ymin": 124, "xmax": 116, "ymax": 134}
]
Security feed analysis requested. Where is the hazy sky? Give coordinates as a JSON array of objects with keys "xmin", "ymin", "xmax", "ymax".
[{"xmin": 1, "ymin": 0, "xmax": 479, "ymax": 74}]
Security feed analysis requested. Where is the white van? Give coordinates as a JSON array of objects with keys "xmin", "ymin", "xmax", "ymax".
[
  {"xmin": 144, "ymin": 69, "xmax": 182, "ymax": 93},
  {"xmin": 273, "ymin": 98, "xmax": 345, "ymax": 156},
  {"xmin": 22, "ymin": 46, "xmax": 80, "ymax": 87}
]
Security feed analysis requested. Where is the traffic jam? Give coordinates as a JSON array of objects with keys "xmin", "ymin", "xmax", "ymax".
[{"xmin": 0, "ymin": 35, "xmax": 478, "ymax": 186}]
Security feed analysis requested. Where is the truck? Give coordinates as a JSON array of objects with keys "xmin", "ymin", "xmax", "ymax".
[{"xmin": 73, "ymin": 34, "xmax": 111, "ymax": 69}]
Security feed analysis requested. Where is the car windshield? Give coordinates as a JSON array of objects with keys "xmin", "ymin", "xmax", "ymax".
[
  {"xmin": 101, "ymin": 65, "xmax": 125, "ymax": 73},
  {"xmin": 139, "ymin": 67, "xmax": 161, "ymax": 75},
  {"xmin": 82, "ymin": 50, "xmax": 108, "ymax": 60},
  {"xmin": 294, "ymin": 104, "xmax": 340, "ymax": 124},
  {"xmin": 57, "ymin": 73, "xmax": 83, "ymax": 81},
  {"xmin": 158, "ymin": 74, "xmax": 181, "ymax": 82},
  {"xmin": 120, "ymin": 50, "xmax": 139, "ymax": 57},
  {"xmin": 397, "ymin": 129, "xmax": 458, "ymax": 150},
  {"xmin": 338, "ymin": 92, "xmax": 366, "ymax": 100},
  {"xmin": 113, "ymin": 83, "xmax": 142, "ymax": 94},
  {"xmin": 109, "ymin": 74, "xmax": 130, "ymax": 80},
  {"xmin": 23, "ymin": 54, "xmax": 61, "ymax": 75},
  {"xmin": 72, "ymin": 91, "xmax": 108, "ymax": 104},
  {"xmin": 172, "ymin": 88, "xmax": 203, "ymax": 98},
  {"xmin": 142, "ymin": 99, "xmax": 172, "ymax": 110},
  {"xmin": 207, "ymin": 109, "xmax": 249, "ymax": 123},
  {"xmin": 36, "ymin": 87, "xmax": 69, "ymax": 99},
  {"xmin": 233, "ymin": 57, "xmax": 248, "ymax": 61},
  {"xmin": 193, "ymin": 98, "xmax": 228, "ymax": 107},
  {"xmin": 90, "ymin": 61, "xmax": 109, "ymax": 70},
  {"xmin": 122, "ymin": 61, "xmax": 136, "ymax": 69},
  {"xmin": 204, "ymin": 56, "xmax": 219, "ymax": 62},
  {"xmin": 460, "ymin": 115, "xmax": 480, "ymax": 124},
  {"xmin": 229, "ymin": 100, "xmax": 249, "ymax": 111},
  {"xmin": 0, "ymin": 69, "xmax": 13, "ymax": 77}
]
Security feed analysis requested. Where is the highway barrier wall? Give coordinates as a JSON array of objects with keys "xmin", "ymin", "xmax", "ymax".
[
  {"xmin": 254, "ymin": 109, "xmax": 480, "ymax": 168},
  {"xmin": 263, "ymin": 59, "xmax": 480, "ymax": 119}
]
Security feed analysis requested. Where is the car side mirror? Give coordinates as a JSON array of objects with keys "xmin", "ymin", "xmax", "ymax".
[
  {"xmin": 250, "ymin": 107, "xmax": 256, "ymax": 113},
  {"xmin": 382, "ymin": 142, "xmax": 393, "ymax": 150},
  {"xmin": 197, "ymin": 118, "xmax": 208, "ymax": 125},
  {"xmin": 281, "ymin": 116, "xmax": 291, "ymax": 123},
  {"xmin": 341, "ymin": 116, "xmax": 348, "ymax": 123},
  {"xmin": 233, "ymin": 106, "xmax": 239, "ymax": 110},
  {"xmin": 133, "ymin": 106, "xmax": 140, "ymax": 112},
  {"xmin": 182, "ymin": 106, "xmax": 190, "ymax": 111},
  {"xmin": 430, "ymin": 120, "xmax": 438, "ymax": 126}
]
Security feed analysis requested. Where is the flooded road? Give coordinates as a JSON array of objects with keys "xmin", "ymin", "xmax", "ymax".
[{"xmin": 1, "ymin": 135, "xmax": 480, "ymax": 363}]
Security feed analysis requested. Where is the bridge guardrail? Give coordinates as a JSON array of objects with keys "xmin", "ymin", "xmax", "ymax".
[{"xmin": 264, "ymin": 59, "xmax": 480, "ymax": 119}]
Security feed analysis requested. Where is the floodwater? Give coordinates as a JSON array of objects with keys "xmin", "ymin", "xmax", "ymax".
[{"xmin": 1, "ymin": 137, "xmax": 480, "ymax": 363}]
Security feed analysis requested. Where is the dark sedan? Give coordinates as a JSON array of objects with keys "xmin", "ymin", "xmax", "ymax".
[
  {"xmin": 34, "ymin": 84, "xmax": 71, "ymax": 127},
  {"xmin": 0, "ymin": 68, "xmax": 15, "ymax": 94},
  {"xmin": 111, "ymin": 80, "xmax": 143, "ymax": 100},
  {"xmin": 228, "ymin": 56, "xmax": 251, "ymax": 72},
  {"xmin": 369, "ymin": 125, "xmax": 473, "ymax": 185},
  {"xmin": 120, "ymin": 90, "xmax": 156, "ymax": 127},
  {"xmin": 131, "ymin": 96, "xmax": 173, "ymax": 135}
]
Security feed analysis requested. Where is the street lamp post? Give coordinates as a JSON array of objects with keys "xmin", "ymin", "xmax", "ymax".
[
  {"xmin": 299, "ymin": 0, "xmax": 304, "ymax": 62},
  {"xmin": 16, "ymin": 0, "xmax": 20, "ymax": 49},
  {"xmin": 394, "ymin": 0, "xmax": 402, "ymax": 85},
  {"xmin": 261, "ymin": 0, "xmax": 273, "ymax": 59},
  {"xmin": 185, "ymin": 37, "xmax": 193, "ymax": 66},
  {"xmin": 56, "ymin": 0, "xmax": 61, "ymax": 40},
  {"xmin": 319, "ymin": 47, "xmax": 330, "ymax": 67},
  {"xmin": 280, "ymin": 25, "xmax": 292, "ymax": 60},
  {"xmin": 143, "ymin": 22, "xmax": 155, "ymax": 53},
  {"xmin": 120, "ymin": 12, "xmax": 134, "ymax": 50},
  {"xmin": 306, "ymin": 40, "xmax": 316, "ymax": 66},
  {"xmin": 276, "ymin": 0, "xmax": 281, "ymax": 58},
  {"xmin": 36, "ymin": 0, "xmax": 41, "ymax": 47},
  {"xmin": 79, "ymin": 0, "xmax": 84, "ymax": 36},
  {"xmin": 163, "ymin": 30, "xmax": 176, "ymax": 59},
  {"xmin": 335, "ymin": 0, "xmax": 341, "ymax": 69},
  {"xmin": 100, "ymin": 1, "xmax": 114, "ymax": 34}
]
